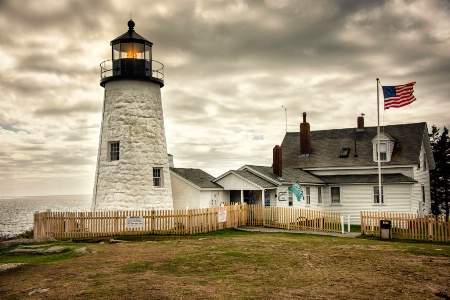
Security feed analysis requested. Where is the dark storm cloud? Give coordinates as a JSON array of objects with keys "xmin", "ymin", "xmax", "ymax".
[{"xmin": 0, "ymin": 0, "xmax": 111, "ymax": 36}]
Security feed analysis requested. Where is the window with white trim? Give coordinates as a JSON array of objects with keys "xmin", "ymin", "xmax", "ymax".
[
  {"xmin": 153, "ymin": 168, "xmax": 163, "ymax": 188},
  {"xmin": 331, "ymin": 187, "xmax": 340, "ymax": 204},
  {"xmin": 317, "ymin": 187, "xmax": 322, "ymax": 204},
  {"xmin": 373, "ymin": 186, "xmax": 384, "ymax": 204},
  {"xmin": 109, "ymin": 142, "xmax": 120, "ymax": 161},
  {"xmin": 305, "ymin": 187, "xmax": 311, "ymax": 205},
  {"xmin": 377, "ymin": 142, "xmax": 387, "ymax": 161}
]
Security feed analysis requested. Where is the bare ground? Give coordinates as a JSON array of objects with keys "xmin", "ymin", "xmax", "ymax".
[{"xmin": 1, "ymin": 232, "xmax": 449, "ymax": 300}]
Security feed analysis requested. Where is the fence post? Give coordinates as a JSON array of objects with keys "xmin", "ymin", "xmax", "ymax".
[
  {"xmin": 340, "ymin": 216, "xmax": 344, "ymax": 234},
  {"xmin": 263, "ymin": 205, "xmax": 265, "ymax": 227},
  {"xmin": 33, "ymin": 211, "xmax": 39, "ymax": 239},
  {"xmin": 46, "ymin": 209, "xmax": 51, "ymax": 237},
  {"xmin": 188, "ymin": 209, "xmax": 193, "ymax": 235},
  {"xmin": 428, "ymin": 218, "xmax": 433, "ymax": 241},
  {"xmin": 347, "ymin": 215, "xmax": 350, "ymax": 233},
  {"xmin": 360, "ymin": 211, "xmax": 364, "ymax": 234}
]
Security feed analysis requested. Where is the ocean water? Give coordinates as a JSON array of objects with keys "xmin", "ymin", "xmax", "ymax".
[{"xmin": 0, "ymin": 195, "xmax": 91, "ymax": 238}]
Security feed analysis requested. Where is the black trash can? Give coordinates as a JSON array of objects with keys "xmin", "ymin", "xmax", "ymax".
[{"xmin": 380, "ymin": 220, "xmax": 392, "ymax": 240}]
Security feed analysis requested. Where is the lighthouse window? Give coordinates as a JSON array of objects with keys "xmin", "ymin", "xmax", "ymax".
[
  {"xmin": 153, "ymin": 168, "xmax": 163, "ymax": 188},
  {"xmin": 109, "ymin": 142, "xmax": 120, "ymax": 161}
]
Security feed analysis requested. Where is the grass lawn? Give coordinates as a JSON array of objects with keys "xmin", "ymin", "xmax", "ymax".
[{"xmin": 1, "ymin": 229, "xmax": 449, "ymax": 299}]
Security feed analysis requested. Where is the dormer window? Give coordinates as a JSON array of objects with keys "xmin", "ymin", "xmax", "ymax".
[{"xmin": 372, "ymin": 133, "xmax": 395, "ymax": 162}]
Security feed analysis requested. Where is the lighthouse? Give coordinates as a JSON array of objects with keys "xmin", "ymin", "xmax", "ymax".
[{"xmin": 92, "ymin": 20, "xmax": 173, "ymax": 211}]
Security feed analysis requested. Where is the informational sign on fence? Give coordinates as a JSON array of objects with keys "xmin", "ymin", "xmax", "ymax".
[
  {"xmin": 218, "ymin": 210, "xmax": 227, "ymax": 223},
  {"xmin": 126, "ymin": 216, "xmax": 144, "ymax": 228},
  {"xmin": 278, "ymin": 192, "xmax": 287, "ymax": 201}
]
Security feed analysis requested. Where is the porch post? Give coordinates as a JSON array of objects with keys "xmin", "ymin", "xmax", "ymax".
[{"xmin": 240, "ymin": 190, "xmax": 244, "ymax": 204}]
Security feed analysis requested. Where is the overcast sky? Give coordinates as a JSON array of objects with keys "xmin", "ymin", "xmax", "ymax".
[{"xmin": 0, "ymin": 0, "xmax": 449, "ymax": 196}]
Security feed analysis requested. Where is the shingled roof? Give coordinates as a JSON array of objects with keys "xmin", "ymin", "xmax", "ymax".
[
  {"xmin": 318, "ymin": 173, "xmax": 417, "ymax": 184},
  {"xmin": 170, "ymin": 168, "xmax": 222, "ymax": 189},
  {"xmin": 242, "ymin": 165, "xmax": 325, "ymax": 185},
  {"xmin": 281, "ymin": 122, "xmax": 428, "ymax": 169},
  {"xmin": 231, "ymin": 170, "xmax": 277, "ymax": 188}
]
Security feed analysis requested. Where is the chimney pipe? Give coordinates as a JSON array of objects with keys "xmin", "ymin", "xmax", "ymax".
[
  {"xmin": 273, "ymin": 145, "xmax": 282, "ymax": 177},
  {"xmin": 300, "ymin": 112, "xmax": 311, "ymax": 155},
  {"xmin": 357, "ymin": 115, "xmax": 364, "ymax": 129}
]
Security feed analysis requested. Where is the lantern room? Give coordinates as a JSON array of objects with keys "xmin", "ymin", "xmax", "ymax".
[{"xmin": 100, "ymin": 20, "xmax": 164, "ymax": 87}]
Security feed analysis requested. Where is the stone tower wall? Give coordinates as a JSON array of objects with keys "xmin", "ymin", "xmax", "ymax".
[{"xmin": 92, "ymin": 79, "xmax": 173, "ymax": 211}]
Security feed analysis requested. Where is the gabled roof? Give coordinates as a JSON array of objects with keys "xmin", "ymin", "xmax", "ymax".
[
  {"xmin": 241, "ymin": 165, "xmax": 325, "ymax": 185},
  {"xmin": 281, "ymin": 122, "xmax": 428, "ymax": 169},
  {"xmin": 170, "ymin": 168, "xmax": 222, "ymax": 189},
  {"xmin": 232, "ymin": 170, "xmax": 277, "ymax": 188},
  {"xmin": 371, "ymin": 132, "xmax": 395, "ymax": 142},
  {"xmin": 214, "ymin": 169, "xmax": 277, "ymax": 189}
]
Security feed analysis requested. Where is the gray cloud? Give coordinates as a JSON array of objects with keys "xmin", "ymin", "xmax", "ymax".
[{"xmin": 0, "ymin": 0, "xmax": 449, "ymax": 196}]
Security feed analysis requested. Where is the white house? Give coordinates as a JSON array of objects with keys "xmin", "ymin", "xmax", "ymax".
[
  {"xmin": 170, "ymin": 168, "xmax": 227, "ymax": 210},
  {"xmin": 177, "ymin": 114, "xmax": 435, "ymax": 224}
]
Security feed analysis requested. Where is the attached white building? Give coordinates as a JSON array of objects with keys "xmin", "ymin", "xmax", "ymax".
[
  {"xmin": 170, "ymin": 168, "xmax": 227, "ymax": 210},
  {"xmin": 183, "ymin": 114, "xmax": 435, "ymax": 224}
]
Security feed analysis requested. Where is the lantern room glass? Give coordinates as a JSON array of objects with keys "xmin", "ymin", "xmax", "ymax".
[
  {"xmin": 113, "ymin": 44, "xmax": 120, "ymax": 60},
  {"xmin": 112, "ymin": 42, "xmax": 150, "ymax": 60},
  {"xmin": 145, "ymin": 44, "xmax": 151, "ymax": 61}
]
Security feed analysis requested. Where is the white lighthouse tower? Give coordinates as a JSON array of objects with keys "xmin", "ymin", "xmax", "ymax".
[{"xmin": 92, "ymin": 20, "xmax": 173, "ymax": 211}]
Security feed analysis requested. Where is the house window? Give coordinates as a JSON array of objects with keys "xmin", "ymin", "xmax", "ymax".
[
  {"xmin": 423, "ymin": 157, "xmax": 427, "ymax": 170},
  {"xmin": 109, "ymin": 142, "xmax": 120, "ymax": 161},
  {"xmin": 373, "ymin": 186, "xmax": 384, "ymax": 204},
  {"xmin": 421, "ymin": 185, "xmax": 425, "ymax": 203},
  {"xmin": 153, "ymin": 168, "xmax": 163, "ymax": 187},
  {"xmin": 331, "ymin": 187, "xmax": 340, "ymax": 204},
  {"xmin": 288, "ymin": 191, "xmax": 293, "ymax": 207},
  {"xmin": 305, "ymin": 187, "xmax": 311, "ymax": 205},
  {"xmin": 318, "ymin": 187, "xmax": 322, "ymax": 204},
  {"xmin": 377, "ymin": 143, "xmax": 387, "ymax": 161}
]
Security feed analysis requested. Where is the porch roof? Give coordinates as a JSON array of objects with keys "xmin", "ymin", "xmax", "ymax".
[
  {"xmin": 318, "ymin": 173, "xmax": 417, "ymax": 184},
  {"xmin": 232, "ymin": 170, "xmax": 278, "ymax": 188}
]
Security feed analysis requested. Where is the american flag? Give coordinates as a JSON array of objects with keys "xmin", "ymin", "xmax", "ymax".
[{"xmin": 382, "ymin": 82, "xmax": 416, "ymax": 109}]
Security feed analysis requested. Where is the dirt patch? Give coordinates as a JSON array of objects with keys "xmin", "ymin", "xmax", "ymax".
[{"xmin": 0, "ymin": 233, "xmax": 449, "ymax": 299}]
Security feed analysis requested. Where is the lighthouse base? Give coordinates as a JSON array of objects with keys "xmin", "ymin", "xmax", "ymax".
[{"xmin": 91, "ymin": 79, "xmax": 173, "ymax": 211}]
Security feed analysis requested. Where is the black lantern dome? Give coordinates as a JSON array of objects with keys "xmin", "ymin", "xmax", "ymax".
[{"xmin": 100, "ymin": 20, "xmax": 164, "ymax": 87}]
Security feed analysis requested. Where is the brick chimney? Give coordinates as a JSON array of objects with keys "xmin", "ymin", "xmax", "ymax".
[
  {"xmin": 300, "ymin": 112, "xmax": 311, "ymax": 155},
  {"xmin": 357, "ymin": 114, "xmax": 364, "ymax": 130},
  {"xmin": 273, "ymin": 145, "xmax": 282, "ymax": 177}
]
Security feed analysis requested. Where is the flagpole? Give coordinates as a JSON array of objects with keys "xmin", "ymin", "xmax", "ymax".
[{"xmin": 377, "ymin": 78, "xmax": 382, "ymax": 211}]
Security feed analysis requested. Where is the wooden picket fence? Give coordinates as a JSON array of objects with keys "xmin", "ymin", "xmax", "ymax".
[
  {"xmin": 34, "ymin": 205, "xmax": 247, "ymax": 239},
  {"xmin": 361, "ymin": 211, "xmax": 450, "ymax": 242},
  {"xmin": 247, "ymin": 205, "xmax": 341, "ymax": 233},
  {"xmin": 33, "ymin": 205, "xmax": 342, "ymax": 239}
]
